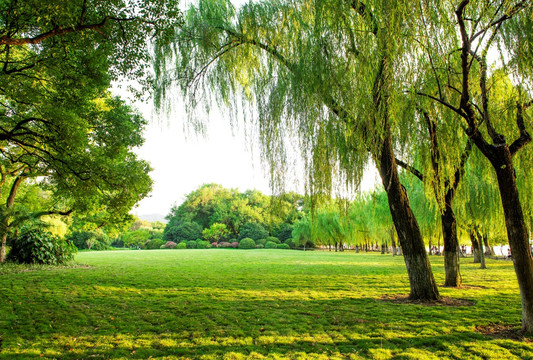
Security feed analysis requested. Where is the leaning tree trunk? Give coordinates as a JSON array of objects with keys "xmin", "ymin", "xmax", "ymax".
[
  {"xmin": 378, "ymin": 131, "xmax": 440, "ymax": 300},
  {"xmin": 493, "ymin": 151, "xmax": 533, "ymax": 333},
  {"xmin": 390, "ymin": 226, "xmax": 397, "ymax": 256},
  {"xmin": 483, "ymin": 235, "xmax": 494, "ymax": 256},
  {"xmin": 470, "ymin": 231, "xmax": 481, "ymax": 263},
  {"xmin": 442, "ymin": 204, "xmax": 462, "ymax": 286}
]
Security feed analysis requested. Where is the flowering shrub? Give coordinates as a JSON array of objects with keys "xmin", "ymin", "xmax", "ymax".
[
  {"xmin": 211, "ymin": 242, "xmax": 218, "ymax": 248},
  {"xmin": 218, "ymin": 242, "xmax": 232, "ymax": 248},
  {"xmin": 165, "ymin": 241, "xmax": 177, "ymax": 249},
  {"xmin": 231, "ymin": 242, "xmax": 239, "ymax": 248}
]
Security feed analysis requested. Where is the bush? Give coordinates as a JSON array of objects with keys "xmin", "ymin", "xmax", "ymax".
[
  {"xmin": 196, "ymin": 240, "xmax": 211, "ymax": 249},
  {"xmin": 176, "ymin": 242, "xmax": 187, "ymax": 249},
  {"xmin": 8, "ymin": 230, "xmax": 77, "ymax": 265},
  {"xmin": 163, "ymin": 221, "xmax": 203, "ymax": 243},
  {"xmin": 67, "ymin": 230, "xmax": 110, "ymax": 250},
  {"xmin": 146, "ymin": 239, "xmax": 165, "ymax": 249},
  {"xmin": 265, "ymin": 241, "xmax": 278, "ymax": 249},
  {"xmin": 239, "ymin": 222, "xmax": 269, "ymax": 241},
  {"xmin": 211, "ymin": 242, "xmax": 218, "ymax": 248},
  {"xmin": 160, "ymin": 245, "xmax": 166, "ymax": 249},
  {"xmin": 230, "ymin": 242, "xmax": 239, "ymax": 248},
  {"xmin": 256, "ymin": 239, "xmax": 267, "ymax": 246},
  {"xmin": 165, "ymin": 241, "xmax": 177, "ymax": 249},
  {"xmin": 284, "ymin": 238, "xmax": 295, "ymax": 249},
  {"xmin": 186, "ymin": 240, "xmax": 197, "ymax": 249},
  {"xmin": 238, "ymin": 238, "xmax": 256, "ymax": 249},
  {"xmin": 277, "ymin": 243, "xmax": 290, "ymax": 249},
  {"xmin": 266, "ymin": 236, "xmax": 280, "ymax": 244},
  {"xmin": 255, "ymin": 244, "xmax": 264, "ymax": 249},
  {"xmin": 275, "ymin": 223, "xmax": 294, "ymax": 243},
  {"xmin": 218, "ymin": 242, "xmax": 232, "ymax": 248}
]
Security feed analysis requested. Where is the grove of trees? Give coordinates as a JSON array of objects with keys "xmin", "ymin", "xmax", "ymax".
[{"xmin": 153, "ymin": 0, "xmax": 533, "ymax": 331}]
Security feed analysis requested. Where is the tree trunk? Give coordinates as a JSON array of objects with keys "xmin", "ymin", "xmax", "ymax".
[
  {"xmin": 494, "ymin": 153, "xmax": 533, "ymax": 333},
  {"xmin": 470, "ymin": 231, "xmax": 481, "ymax": 263},
  {"xmin": 479, "ymin": 231, "xmax": 486, "ymax": 269},
  {"xmin": 442, "ymin": 205, "xmax": 462, "ymax": 286},
  {"xmin": 391, "ymin": 227, "xmax": 397, "ymax": 256},
  {"xmin": 377, "ymin": 131, "xmax": 439, "ymax": 300},
  {"xmin": 0, "ymin": 174, "xmax": 26, "ymax": 263},
  {"xmin": 483, "ymin": 235, "xmax": 494, "ymax": 256}
]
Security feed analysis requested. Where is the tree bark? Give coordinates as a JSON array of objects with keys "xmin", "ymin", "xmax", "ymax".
[
  {"xmin": 442, "ymin": 204, "xmax": 462, "ymax": 286},
  {"xmin": 493, "ymin": 150, "xmax": 533, "ymax": 333},
  {"xmin": 0, "ymin": 175, "xmax": 26, "ymax": 262},
  {"xmin": 483, "ymin": 235, "xmax": 494, "ymax": 256},
  {"xmin": 470, "ymin": 231, "xmax": 481, "ymax": 263},
  {"xmin": 391, "ymin": 226, "xmax": 397, "ymax": 256},
  {"xmin": 378, "ymin": 131, "xmax": 440, "ymax": 300}
]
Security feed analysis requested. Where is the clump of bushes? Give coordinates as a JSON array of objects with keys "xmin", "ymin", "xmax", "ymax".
[
  {"xmin": 146, "ymin": 239, "xmax": 165, "ymax": 249},
  {"xmin": 265, "ymin": 241, "xmax": 278, "ymax": 249},
  {"xmin": 218, "ymin": 242, "xmax": 232, "ymax": 248},
  {"xmin": 231, "ymin": 242, "xmax": 239, "ymax": 248},
  {"xmin": 176, "ymin": 242, "xmax": 187, "ymax": 249},
  {"xmin": 266, "ymin": 236, "xmax": 281, "ymax": 244},
  {"xmin": 255, "ymin": 244, "xmax": 264, "ymax": 249},
  {"xmin": 196, "ymin": 240, "xmax": 211, "ymax": 249},
  {"xmin": 277, "ymin": 243, "xmax": 290, "ymax": 250},
  {"xmin": 238, "ymin": 238, "xmax": 256, "ymax": 249},
  {"xmin": 8, "ymin": 230, "xmax": 77, "ymax": 265},
  {"xmin": 255, "ymin": 239, "xmax": 267, "ymax": 247},
  {"xmin": 186, "ymin": 240, "xmax": 197, "ymax": 249},
  {"xmin": 165, "ymin": 241, "xmax": 177, "ymax": 249}
]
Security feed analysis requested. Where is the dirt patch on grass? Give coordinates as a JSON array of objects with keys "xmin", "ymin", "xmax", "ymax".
[
  {"xmin": 476, "ymin": 323, "xmax": 533, "ymax": 342},
  {"xmin": 379, "ymin": 294, "xmax": 475, "ymax": 307}
]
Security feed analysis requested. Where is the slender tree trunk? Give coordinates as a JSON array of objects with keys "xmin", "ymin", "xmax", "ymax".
[
  {"xmin": 470, "ymin": 231, "xmax": 481, "ymax": 263},
  {"xmin": 483, "ymin": 235, "xmax": 494, "ymax": 256},
  {"xmin": 442, "ymin": 204, "xmax": 462, "ymax": 286},
  {"xmin": 429, "ymin": 238, "xmax": 433, "ymax": 255},
  {"xmin": 0, "ymin": 175, "xmax": 26, "ymax": 263},
  {"xmin": 378, "ymin": 131, "xmax": 439, "ymax": 300},
  {"xmin": 478, "ymin": 230, "xmax": 486, "ymax": 269},
  {"xmin": 391, "ymin": 227, "xmax": 397, "ymax": 256}
]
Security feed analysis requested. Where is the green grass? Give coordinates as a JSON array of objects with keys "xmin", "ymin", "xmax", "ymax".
[{"xmin": 0, "ymin": 250, "xmax": 532, "ymax": 359}]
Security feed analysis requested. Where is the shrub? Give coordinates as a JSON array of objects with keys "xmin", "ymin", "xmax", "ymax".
[
  {"xmin": 186, "ymin": 240, "xmax": 197, "ymax": 249},
  {"xmin": 8, "ymin": 230, "xmax": 77, "ymax": 265},
  {"xmin": 255, "ymin": 244, "xmax": 264, "ymax": 249},
  {"xmin": 218, "ymin": 242, "xmax": 232, "ymax": 248},
  {"xmin": 196, "ymin": 240, "xmax": 211, "ymax": 249},
  {"xmin": 256, "ymin": 238, "xmax": 267, "ymax": 246},
  {"xmin": 163, "ymin": 221, "xmax": 203, "ymax": 243},
  {"xmin": 165, "ymin": 241, "xmax": 177, "ymax": 249},
  {"xmin": 239, "ymin": 222, "xmax": 269, "ymax": 240},
  {"xmin": 277, "ymin": 243, "xmax": 290, "ymax": 250},
  {"xmin": 265, "ymin": 241, "xmax": 278, "ymax": 249},
  {"xmin": 160, "ymin": 245, "xmax": 166, "ymax": 249},
  {"xmin": 238, "ymin": 238, "xmax": 256, "ymax": 249},
  {"xmin": 230, "ymin": 242, "xmax": 239, "ymax": 248},
  {"xmin": 146, "ymin": 239, "xmax": 165, "ymax": 250},
  {"xmin": 176, "ymin": 242, "xmax": 187, "ymax": 249},
  {"xmin": 284, "ymin": 238, "xmax": 295, "ymax": 249},
  {"xmin": 275, "ymin": 223, "xmax": 294, "ymax": 243},
  {"xmin": 211, "ymin": 242, "xmax": 218, "ymax": 248},
  {"xmin": 266, "ymin": 236, "xmax": 280, "ymax": 244}
]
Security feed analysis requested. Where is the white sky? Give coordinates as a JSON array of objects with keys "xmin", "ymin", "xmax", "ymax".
[{"xmin": 124, "ymin": 0, "xmax": 379, "ymax": 218}]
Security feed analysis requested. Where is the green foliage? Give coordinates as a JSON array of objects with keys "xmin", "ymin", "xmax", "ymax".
[
  {"xmin": 7, "ymin": 230, "xmax": 76, "ymax": 265},
  {"xmin": 145, "ymin": 239, "xmax": 165, "ymax": 250},
  {"xmin": 122, "ymin": 229, "xmax": 151, "ymax": 248},
  {"xmin": 274, "ymin": 223, "xmax": 294, "ymax": 243},
  {"xmin": 165, "ymin": 241, "xmax": 177, "ymax": 249},
  {"xmin": 238, "ymin": 238, "xmax": 256, "ymax": 249},
  {"xmin": 239, "ymin": 222, "xmax": 269, "ymax": 241},
  {"xmin": 176, "ymin": 242, "xmax": 187, "ymax": 249},
  {"xmin": 255, "ymin": 239, "xmax": 267, "ymax": 246},
  {"xmin": 196, "ymin": 240, "xmax": 211, "ymax": 249},
  {"xmin": 67, "ymin": 230, "xmax": 110, "ymax": 250},
  {"xmin": 284, "ymin": 238, "xmax": 295, "ymax": 249},
  {"xmin": 202, "ymin": 223, "xmax": 229, "ymax": 243},
  {"xmin": 265, "ymin": 236, "xmax": 280, "ymax": 244},
  {"xmin": 186, "ymin": 241, "xmax": 197, "ymax": 249},
  {"xmin": 163, "ymin": 221, "xmax": 203, "ymax": 243},
  {"xmin": 265, "ymin": 241, "xmax": 278, "ymax": 249},
  {"xmin": 276, "ymin": 243, "xmax": 290, "ymax": 250}
]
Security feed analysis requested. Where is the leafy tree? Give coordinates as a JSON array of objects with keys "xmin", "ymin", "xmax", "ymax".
[
  {"xmin": 239, "ymin": 222, "xmax": 269, "ymax": 241},
  {"xmin": 154, "ymin": 0, "xmax": 439, "ymax": 300},
  {"xmin": 164, "ymin": 221, "xmax": 203, "ymax": 243},
  {"xmin": 123, "ymin": 229, "xmax": 151, "ymax": 248},
  {"xmin": 0, "ymin": 0, "xmax": 181, "ymax": 261},
  {"xmin": 202, "ymin": 223, "xmax": 229, "ymax": 243}
]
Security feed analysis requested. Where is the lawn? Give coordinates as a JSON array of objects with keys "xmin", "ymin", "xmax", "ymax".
[{"xmin": 0, "ymin": 250, "xmax": 531, "ymax": 359}]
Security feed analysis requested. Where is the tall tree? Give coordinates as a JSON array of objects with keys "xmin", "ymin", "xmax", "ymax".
[
  {"xmin": 412, "ymin": 0, "xmax": 533, "ymax": 332},
  {"xmin": 155, "ymin": 0, "xmax": 439, "ymax": 300}
]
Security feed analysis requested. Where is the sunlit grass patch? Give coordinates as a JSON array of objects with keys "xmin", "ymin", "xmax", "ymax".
[{"xmin": 0, "ymin": 250, "xmax": 531, "ymax": 359}]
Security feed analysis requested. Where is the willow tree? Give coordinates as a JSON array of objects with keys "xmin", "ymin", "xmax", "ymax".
[
  {"xmin": 155, "ymin": 0, "xmax": 439, "ymax": 300},
  {"xmin": 411, "ymin": 0, "xmax": 533, "ymax": 332}
]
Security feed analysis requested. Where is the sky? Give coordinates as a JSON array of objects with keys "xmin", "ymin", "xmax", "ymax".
[{"xmin": 122, "ymin": 0, "xmax": 379, "ymax": 219}]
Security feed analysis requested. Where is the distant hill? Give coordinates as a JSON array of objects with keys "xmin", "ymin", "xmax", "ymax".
[{"xmin": 136, "ymin": 213, "xmax": 168, "ymax": 223}]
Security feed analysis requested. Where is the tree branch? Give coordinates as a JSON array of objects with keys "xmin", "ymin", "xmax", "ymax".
[{"xmin": 395, "ymin": 158, "xmax": 424, "ymax": 181}]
